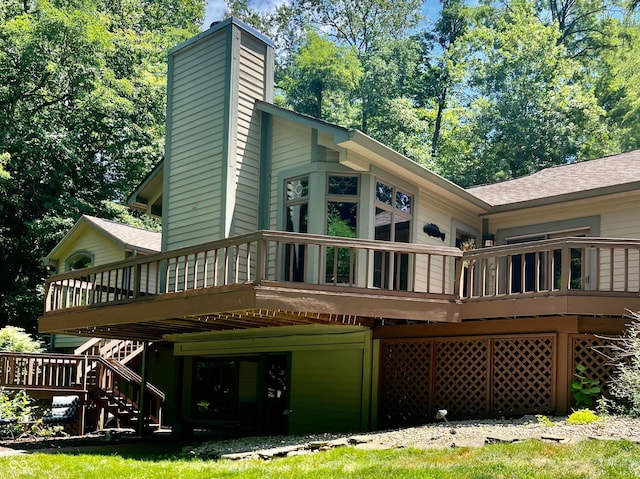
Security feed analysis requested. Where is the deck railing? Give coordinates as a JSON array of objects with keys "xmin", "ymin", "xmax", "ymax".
[
  {"xmin": 0, "ymin": 352, "xmax": 164, "ymax": 425},
  {"xmin": 0, "ymin": 352, "xmax": 89, "ymax": 391},
  {"xmin": 43, "ymin": 233, "xmax": 640, "ymax": 314},
  {"xmin": 44, "ymin": 230, "xmax": 462, "ymax": 313},
  {"xmin": 459, "ymin": 237, "xmax": 640, "ymax": 299}
]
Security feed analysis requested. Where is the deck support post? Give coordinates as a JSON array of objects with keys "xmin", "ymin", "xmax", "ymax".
[
  {"xmin": 556, "ymin": 332, "xmax": 570, "ymax": 416},
  {"xmin": 137, "ymin": 341, "xmax": 149, "ymax": 436}
]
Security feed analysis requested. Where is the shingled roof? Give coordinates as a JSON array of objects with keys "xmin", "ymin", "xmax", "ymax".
[
  {"xmin": 467, "ymin": 150, "xmax": 640, "ymax": 208},
  {"xmin": 83, "ymin": 215, "xmax": 161, "ymax": 253}
]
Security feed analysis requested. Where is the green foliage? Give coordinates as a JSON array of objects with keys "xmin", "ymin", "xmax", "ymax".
[
  {"xmin": 536, "ymin": 414, "xmax": 556, "ymax": 427},
  {"xmin": 0, "ymin": 152, "xmax": 10, "ymax": 180},
  {"xmin": 279, "ymin": 30, "xmax": 362, "ymax": 119},
  {"xmin": 0, "ymin": 0, "xmax": 203, "ymax": 331},
  {"xmin": 0, "ymin": 388, "xmax": 33, "ymax": 437},
  {"xmin": 0, "ymin": 325, "xmax": 44, "ymax": 352},
  {"xmin": 1, "ymin": 439, "xmax": 640, "ymax": 478},
  {"xmin": 600, "ymin": 313, "xmax": 640, "ymax": 416},
  {"xmin": 438, "ymin": 1, "xmax": 610, "ymax": 186},
  {"xmin": 571, "ymin": 363, "xmax": 602, "ymax": 408},
  {"xmin": 566, "ymin": 408, "xmax": 601, "ymax": 425},
  {"xmin": 0, "ymin": 388, "xmax": 66, "ymax": 439}
]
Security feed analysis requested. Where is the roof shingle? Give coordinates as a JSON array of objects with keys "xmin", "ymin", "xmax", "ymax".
[
  {"xmin": 467, "ymin": 150, "xmax": 640, "ymax": 206},
  {"xmin": 83, "ymin": 215, "xmax": 161, "ymax": 253}
]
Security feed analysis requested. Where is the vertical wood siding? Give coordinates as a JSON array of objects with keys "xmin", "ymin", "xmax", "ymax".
[{"xmin": 165, "ymin": 33, "xmax": 228, "ymax": 249}]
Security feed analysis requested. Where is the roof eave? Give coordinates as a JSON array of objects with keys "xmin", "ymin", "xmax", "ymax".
[
  {"xmin": 481, "ymin": 181, "xmax": 640, "ymax": 215},
  {"xmin": 338, "ymin": 130, "xmax": 491, "ymax": 213}
]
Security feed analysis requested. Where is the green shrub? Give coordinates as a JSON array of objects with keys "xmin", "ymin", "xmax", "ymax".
[
  {"xmin": 536, "ymin": 414, "xmax": 555, "ymax": 427},
  {"xmin": 571, "ymin": 363, "xmax": 601, "ymax": 407},
  {"xmin": 0, "ymin": 388, "xmax": 34, "ymax": 438},
  {"xmin": 567, "ymin": 408, "xmax": 600, "ymax": 425},
  {"xmin": 600, "ymin": 312, "xmax": 640, "ymax": 416},
  {"xmin": 0, "ymin": 326, "xmax": 44, "ymax": 353}
]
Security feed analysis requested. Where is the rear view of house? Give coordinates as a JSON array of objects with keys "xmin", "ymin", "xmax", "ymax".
[{"xmin": 34, "ymin": 18, "xmax": 640, "ymax": 437}]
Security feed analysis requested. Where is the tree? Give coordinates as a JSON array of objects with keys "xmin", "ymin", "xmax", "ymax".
[
  {"xmin": 279, "ymin": 30, "xmax": 361, "ymax": 120},
  {"xmin": 0, "ymin": 0, "xmax": 203, "ymax": 332},
  {"xmin": 293, "ymin": 0, "xmax": 422, "ymax": 131},
  {"xmin": 416, "ymin": 0, "xmax": 471, "ymax": 157},
  {"xmin": 592, "ymin": 21, "xmax": 640, "ymax": 151},
  {"xmin": 437, "ymin": 1, "xmax": 609, "ymax": 185},
  {"xmin": 0, "ymin": 325, "xmax": 44, "ymax": 352}
]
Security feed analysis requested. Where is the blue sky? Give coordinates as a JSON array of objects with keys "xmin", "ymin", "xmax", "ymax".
[{"xmin": 203, "ymin": 1, "xmax": 443, "ymax": 30}]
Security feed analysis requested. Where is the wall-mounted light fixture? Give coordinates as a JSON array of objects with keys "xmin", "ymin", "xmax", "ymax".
[{"xmin": 483, "ymin": 235, "xmax": 495, "ymax": 248}]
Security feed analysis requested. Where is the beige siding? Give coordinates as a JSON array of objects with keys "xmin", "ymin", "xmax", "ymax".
[
  {"xmin": 269, "ymin": 119, "xmax": 312, "ymax": 229},
  {"xmin": 165, "ymin": 32, "xmax": 228, "ymax": 249},
  {"xmin": 598, "ymin": 196, "xmax": 640, "ymax": 291},
  {"xmin": 487, "ymin": 192, "xmax": 640, "ymax": 292},
  {"xmin": 412, "ymin": 188, "xmax": 481, "ymax": 294},
  {"xmin": 56, "ymin": 227, "xmax": 123, "ymax": 273}
]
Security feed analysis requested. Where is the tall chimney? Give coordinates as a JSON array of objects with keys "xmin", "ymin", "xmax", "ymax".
[{"xmin": 162, "ymin": 18, "xmax": 275, "ymax": 250}]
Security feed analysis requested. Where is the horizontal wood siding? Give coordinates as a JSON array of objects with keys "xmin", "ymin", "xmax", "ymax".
[
  {"xmin": 414, "ymin": 191, "xmax": 478, "ymax": 292},
  {"xmin": 230, "ymin": 33, "xmax": 265, "ymax": 236},
  {"xmin": 57, "ymin": 228, "xmax": 123, "ymax": 273},
  {"xmin": 269, "ymin": 119, "xmax": 311, "ymax": 229},
  {"xmin": 488, "ymin": 194, "xmax": 640, "ymax": 292},
  {"xmin": 599, "ymin": 197, "xmax": 640, "ymax": 290},
  {"xmin": 165, "ymin": 32, "xmax": 228, "ymax": 250}
]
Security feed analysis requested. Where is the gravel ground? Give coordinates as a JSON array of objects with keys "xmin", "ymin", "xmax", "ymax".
[
  {"xmin": 3, "ymin": 415, "xmax": 640, "ymax": 459},
  {"xmin": 186, "ymin": 415, "xmax": 640, "ymax": 458}
]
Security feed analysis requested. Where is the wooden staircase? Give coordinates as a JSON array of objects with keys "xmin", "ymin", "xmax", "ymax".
[
  {"xmin": 74, "ymin": 338, "xmax": 145, "ymax": 366},
  {"xmin": 0, "ymin": 346, "xmax": 165, "ymax": 434}
]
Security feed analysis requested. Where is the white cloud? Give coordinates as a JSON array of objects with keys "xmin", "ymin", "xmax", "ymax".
[
  {"xmin": 203, "ymin": 0, "xmax": 290, "ymax": 29},
  {"xmin": 203, "ymin": 0, "xmax": 227, "ymax": 29}
]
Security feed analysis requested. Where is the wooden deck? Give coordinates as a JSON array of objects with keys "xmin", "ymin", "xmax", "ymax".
[{"xmin": 38, "ymin": 232, "xmax": 640, "ymax": 340}]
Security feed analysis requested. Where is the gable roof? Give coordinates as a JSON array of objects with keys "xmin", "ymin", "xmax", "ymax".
[
  {"xmin": 256, "ymin": 101, "xmax": 490, "ymax": 213},
  {"xmin": 467, "ymin": 149, "xmax": 640, "ymax": 211},
  {"xmin": 126, "ymin": 160, "xmax": 163, "ymax": 217},
  {"xmin": 83, "ymin": 216, "xmax": 161, "ymax": 253},
  {"xmin": 46, "ymin": 215, "xmax": 161, "ymax": 263}
]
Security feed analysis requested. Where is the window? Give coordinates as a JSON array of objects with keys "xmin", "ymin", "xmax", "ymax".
[
  {"xmin": 284, "ymin": 177, "xmax": 309, "ymax": 281},
  {"xmin": 326, "ymin": 175, "xmax": 358, "ymax": 284},
  {"xmin": 66, "ymin": 252, "xmax": 93, "ymax": 271},
  {"xmin": 506, "ymin": 228, "xmax": 590, "ymax": 293},
  {"xmin": 374, "ymin": 180, "xmax": 413, "ymax": 289}
]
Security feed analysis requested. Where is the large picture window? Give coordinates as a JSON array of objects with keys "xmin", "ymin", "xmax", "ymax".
[
  {"xmin": 374, "ymin": 180, "xmax": 413, "ymax": 290},
  {"xmin": 326, "ymin": 175, "xmax": 359, "ymax": 284},
  {"xmin": 284, "ymin": 177, "xmax": 309, "ymax": 281}
]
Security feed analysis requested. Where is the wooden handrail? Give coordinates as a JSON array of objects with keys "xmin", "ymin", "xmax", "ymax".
[
  {"xmin": 460, "ymin": 236, "xmax": 640, "ymax": 299},
  {"xmin": 43, "ymin": 230, "xmax": 464, "ymax": 313},
  {"xmin": 0, "ymin": 352, "xmax": 164, "ymax": 426}
]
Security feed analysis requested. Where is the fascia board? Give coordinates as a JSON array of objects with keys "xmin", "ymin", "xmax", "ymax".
[{"xmin": 337, "ymin": 131, "xmax": 491, "ymax": 214}]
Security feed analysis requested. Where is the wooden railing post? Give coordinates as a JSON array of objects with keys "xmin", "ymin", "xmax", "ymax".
[
  {"xmin": 560, "ymin": 244, "xmax": 571, "ymax": 293},
  {"xmin": 256, "ymin": 236, "xmax": 266, "ymax": 285}
]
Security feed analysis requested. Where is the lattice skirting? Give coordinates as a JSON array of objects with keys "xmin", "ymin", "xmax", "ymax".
[
  {"xmin": 571, "ymin": 334, "xmax": 616, "ymax": 399},
  {"xmin": 379, "ymin": 334, "xmax": 563, "ymax": 429}
]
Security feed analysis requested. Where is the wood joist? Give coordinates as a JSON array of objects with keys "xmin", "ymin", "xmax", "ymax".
[
  {"xmin": 41, "ymin": 308, "xmax": 378, "ymax": 342},
  {"xmin": 39, "ymin": 283, "xmax": 455, "ymax": 341}
]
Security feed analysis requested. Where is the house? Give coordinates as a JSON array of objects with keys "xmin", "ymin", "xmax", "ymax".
[
  {"xmin": 44, "ymin": 214, "xmax": 161, "ymax": 351},
  {"xmin": 36, "ymin": 18, "xmax": 640, "ymax": 437}
]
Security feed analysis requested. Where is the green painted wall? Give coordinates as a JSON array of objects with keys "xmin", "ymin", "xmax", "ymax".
[{"xmin": 289, "ymin": 348, "xmax": 365, "ymax": 434}]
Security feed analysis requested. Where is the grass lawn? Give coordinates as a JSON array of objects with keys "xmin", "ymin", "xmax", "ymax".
[{"xmin": 1, "ymin": 439, "xmax": 640, "ymax": 479}]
